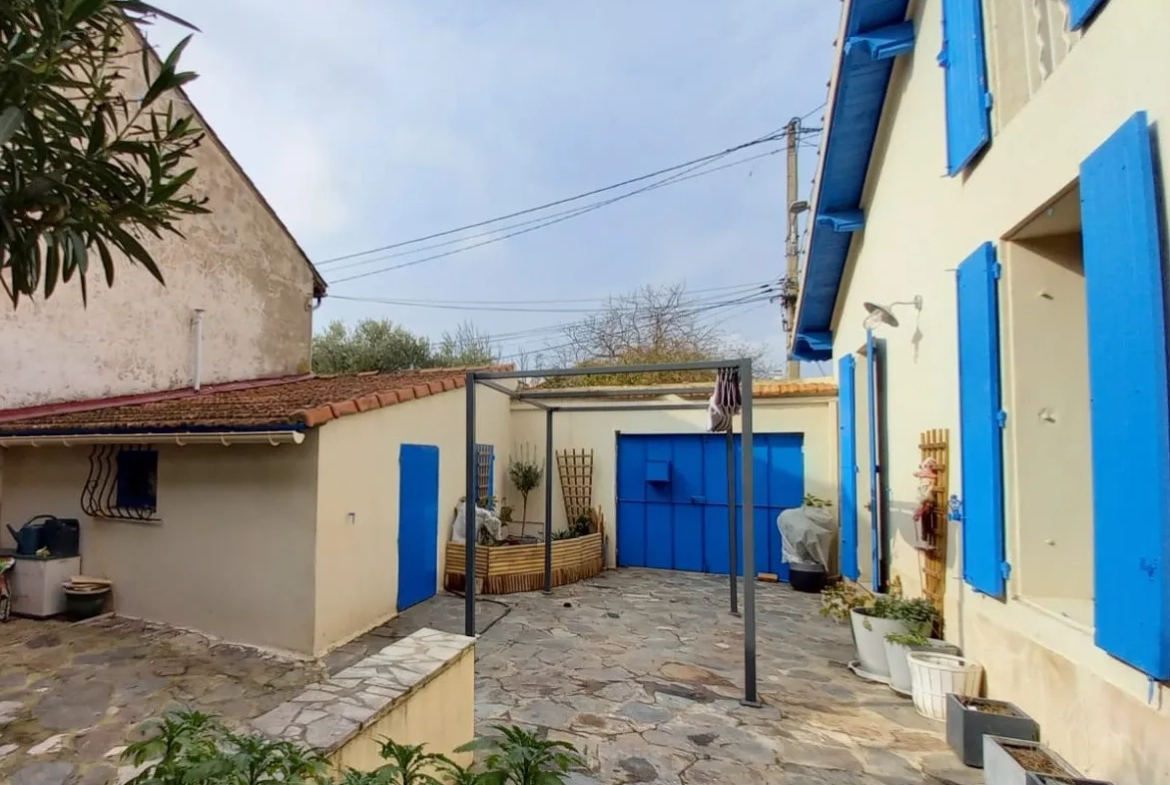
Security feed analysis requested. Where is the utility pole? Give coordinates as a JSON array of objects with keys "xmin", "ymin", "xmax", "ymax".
[{"xmin": 784, "ymin": 117, "xmax": 802, "ymax": 380}]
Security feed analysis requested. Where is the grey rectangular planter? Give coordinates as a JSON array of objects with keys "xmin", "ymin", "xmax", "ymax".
[
  {"xmin": 983, "ymin": 737, "xmax": 1080, "ymax": 785},
  {"xmin": 946, "ymin": 694, "xmax": 1039, "ymax": 767},
  {"xmin": 1026, "ymin": 775, "xmax": 1114, "ymax": 785}
]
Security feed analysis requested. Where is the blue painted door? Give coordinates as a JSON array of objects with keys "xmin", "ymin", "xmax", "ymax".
[
  {"xmin": 616, "ymin": 433, "xmax": 804, "ymax": 580},
  {"xmin": 838, "ymin": 356, "xmax": 860, "ymax": 580},
  {"xmin": 397, "ymin": 444, "xmax": 440, "ymax": 611}
]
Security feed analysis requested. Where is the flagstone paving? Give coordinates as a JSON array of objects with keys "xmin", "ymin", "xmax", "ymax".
[
  {"xmin": 0, "ymin": 569, "xmax": 982, "ymax": 785},
  {"xmin": 372, "ymin": 569, "xmax": 982, "ymax": 785}
]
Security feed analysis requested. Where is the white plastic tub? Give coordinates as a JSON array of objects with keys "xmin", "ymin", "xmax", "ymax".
[{"xmin": 907, "ymin": 651, "xmax": 982, "ymax": 720}]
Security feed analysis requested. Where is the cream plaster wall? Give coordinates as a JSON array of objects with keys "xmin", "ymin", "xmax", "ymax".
[
  {"xmin": 0, "ymin": 440, "xmax": 319, "ymax": 653},
  {"xmin": 312, "ymin": 386, "xmax": 512, "ymax": 654},
  {"xmin": 822, "ymin": 0, "xmax": 1170, "ymax": 779},
  {"xmin": 0, "ymin": 28, "xmax": 317, "ymax": 410},
  {"xmin": 508, "ymin": 397, "xmax": 838, "ymax": 569}
]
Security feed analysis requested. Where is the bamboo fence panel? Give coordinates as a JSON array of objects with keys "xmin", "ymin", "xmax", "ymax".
[
  {"xmin": 918, "ymin": 428, "xmax": 950, "ymax": 631},
  {"xmin": 444, "ymin": 527, "xmax": 604, "ymax": 595}
]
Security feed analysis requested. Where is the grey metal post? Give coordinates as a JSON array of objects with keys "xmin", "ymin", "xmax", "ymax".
[
  {"xmin": 726, "ymin": 425, "xmax": 739, "ymax": 617},
  {"xmin": 543, "ymin": 408, "xmax": 554, "ymax": 593},
  {"xmin": 464, "ymin": 372, "xmax": 478, "ymax": 638},
  {"xmin": 739, "ymin": 359, "xmax": 760, "ymax": 707}
]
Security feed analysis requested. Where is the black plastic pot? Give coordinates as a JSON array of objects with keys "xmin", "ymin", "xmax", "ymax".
[
  {"xmin": 946, "ymin": 694, "xmax": 1039, "ymax": 768},
  {"xmin": 64, "ymin": 588, "xmax": 109, "ymax": 621},
  {"xmin": 788, "ymin": 562, "xmax": 827, "ymax": 593}
]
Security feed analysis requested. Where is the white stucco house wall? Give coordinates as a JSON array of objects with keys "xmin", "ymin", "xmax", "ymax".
[{"xmin": 791, "ymin": 0, "xmax": 1170, "ymax": 781}]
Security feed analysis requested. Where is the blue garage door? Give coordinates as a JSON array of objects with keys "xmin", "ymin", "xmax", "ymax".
[{"xmin": 616, "ymin": 433, "xmax": 804, "ymax": 580}]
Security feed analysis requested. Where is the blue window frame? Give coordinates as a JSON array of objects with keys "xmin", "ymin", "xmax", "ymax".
[
  {"xmin": 475, "ymin": 443, "xmax": 495, "ymax": 507},
  {"xmin": 1081, "ymin": 111, "xmax": 1170, "ymax": 679},
  {"xmin": 939, "ymin": 0, "xmax": 992, "ymax": 175},
  {"xmin": 116, "ymin": 449, "xmax": 158, "ymax": 511}
]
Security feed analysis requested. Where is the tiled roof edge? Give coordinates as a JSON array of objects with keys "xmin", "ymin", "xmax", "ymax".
[{"xmin": 294, "ymin": 374, "xmax": 469, "ymax": 428}]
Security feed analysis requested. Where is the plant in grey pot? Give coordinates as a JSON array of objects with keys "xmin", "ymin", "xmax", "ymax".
[
  {"xmin": 983, "ymin": 736, "xmax": 1081, "ymax": 785},
  {"xmin": 1025, "ymin": 774, "xmax": 1113, "ymax": 785},
  {"xmin": 849, "ymin": 596, "xmax": 934, "ymax": 682},
  {"xmin": 946, "ymin": 695, "xmax": 1038, "ymax": 767},
  {"xmin": 884, "ymin": 630, "xmax": 960, "ymax": 695}
]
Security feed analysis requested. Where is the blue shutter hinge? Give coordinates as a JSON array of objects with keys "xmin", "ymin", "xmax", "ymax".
[
  {"xmin": 992, "ymin": 262, "xmax": 1003, "ymax": 280},
  {"xmin": 997, "ymin": 410, "xmax": 1008, "ymax": 428},
  {"xmin": 1000, "ymin": 561, "xmax": 1012, "ymax": 579},
  {"xmin": 936, "ymin": 44, "xmax": 949, "ymax": 67},
  {"xmin": 983, "ymin": 92, "xmax": 994, "ymax": 110},
  {"xmin": 948, "ymin": 495, "xmax": 963, "ymax": 522}
]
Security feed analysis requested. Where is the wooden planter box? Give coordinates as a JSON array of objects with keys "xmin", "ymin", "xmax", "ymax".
[{"xmin": 444, "ymin": 532, "xmax": 604, "ymax": 594}]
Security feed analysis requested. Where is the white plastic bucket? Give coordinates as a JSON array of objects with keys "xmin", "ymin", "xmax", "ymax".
[{"xmin": 906, "ymin": 651, "xmax": 982, "ymax": 720}]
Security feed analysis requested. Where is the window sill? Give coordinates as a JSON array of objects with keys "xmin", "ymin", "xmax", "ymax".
[
  {"xmin": 92, "ymin": 515, "xmax": 162, "ymax": 527},
  {"xmin": 1016, "ymin": 595, "xmax": 1094, "ymax": 635}
]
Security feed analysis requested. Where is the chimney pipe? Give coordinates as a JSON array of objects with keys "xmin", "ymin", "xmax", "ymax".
[{"xmin": 193, "ymin": 308, "xmax": 205, "ymax": 392}]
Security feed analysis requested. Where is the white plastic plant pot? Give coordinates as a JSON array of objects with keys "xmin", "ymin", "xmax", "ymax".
[
  {"xmin": 884, "ymin": 638, "xmax": 961, "ymax": 695},
  {"xmin": 849, "ymin": 608, "xmax": 916, "ymax": 682},
  {"xmin": 906, "ymin": 651, "xmax": 982, "ymax": 721}
]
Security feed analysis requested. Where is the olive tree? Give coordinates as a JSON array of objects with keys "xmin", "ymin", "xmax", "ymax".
[{"xmin": 0, "ymin": 0, "xmax": 207, "ymax": 305}]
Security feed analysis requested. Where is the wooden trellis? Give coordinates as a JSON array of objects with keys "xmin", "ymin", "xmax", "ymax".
[
  {"xmin": 918, "ymin": 429, "xmax": 950, "ymax": 631},
  {"xmin": 556, "ymin": 449, "xmax": 594, "ymax": 524}
]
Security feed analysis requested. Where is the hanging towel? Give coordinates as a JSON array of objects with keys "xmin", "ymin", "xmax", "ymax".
[{"xmin": 707, "ymin": 367, "xmax": 742, "ymax": 432}]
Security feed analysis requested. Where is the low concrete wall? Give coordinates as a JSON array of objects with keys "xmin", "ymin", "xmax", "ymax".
[{"xmin": 251, "ymin": 628, "xmax": 475, "ymax": 770}]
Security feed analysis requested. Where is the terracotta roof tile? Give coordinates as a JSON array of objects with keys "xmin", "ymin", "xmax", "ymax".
[{"xmin": 0, "ymin": 366, "xmax": 511, "ymax": 435}]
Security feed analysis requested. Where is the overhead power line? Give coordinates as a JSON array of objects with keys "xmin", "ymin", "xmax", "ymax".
[
  {"xmin": 328, "ymin": 279, "xmax": 774, "ymax": 310},
  {"xmin": 327, "ymin": 135, "xmax": 818, "ymax": 285},
  {"xmin": 323, "ymin": 147, "xmax": 793, "ymax": 276},
  {"xmin": 317, "ymin": 121, "xmax": 823, "ymax": 267}
]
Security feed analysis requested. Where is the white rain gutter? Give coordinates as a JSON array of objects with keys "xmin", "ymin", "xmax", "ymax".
[{"xmin": 0, "ymin": 431, "xmax": 306, "ymax": 448}]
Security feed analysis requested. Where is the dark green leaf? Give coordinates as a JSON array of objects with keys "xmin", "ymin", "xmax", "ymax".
[
  {"xmin": 94, "ymin": 235, "xmax": 115, "ymax": 286},
  {"xmin": 44, "ymin": 233, "xmax": 61, "ymax": 298},
  {"xmin": 108, "ymin": 226, "xmax": 164, "ymax": 285}
]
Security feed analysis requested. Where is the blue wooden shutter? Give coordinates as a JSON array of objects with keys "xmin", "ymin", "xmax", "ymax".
[
  {"xmin": 939, "ymin": 0, "xmax": 992, "ymax": 175},
  {"xmin": 1081, "ymin": 111, "xmax": 1170, "ymax": 679},
  {"xmin": 838, "ymin": 355, "xmax": 859, "ymax": 580},
  {"xmin": 1068, "ymin": 0, "xmax": 1107, "ymax": 30},
  {"xmin": 956, "ymin": 241, "xmax": 1006, "ymax": 598}
]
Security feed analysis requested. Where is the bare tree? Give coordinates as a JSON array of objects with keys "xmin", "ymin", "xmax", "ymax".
[
  {"xmin": 544, "ymin": 283, "xmax": 770, "ymax": 387},
  {"xmin": 433, "ymin": 320, "xmax": 497, "ymax": 367}
]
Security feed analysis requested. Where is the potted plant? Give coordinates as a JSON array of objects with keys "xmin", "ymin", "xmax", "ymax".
[
  {"xmin": 850, "ymin": 596, "xmax": 936, "ymax": 682},
  {"xmin": 983, "ymin": 736, "xmax": 1082, "ymax": 785},
  {"xmin": 508, "ymin": 454, "xmax": 544, "ymax": 528},
  {"xmin": 1025, "ymin": 775, "xmax": 1113, "ymax": 785},
  {"xmin": 946, "ymin": 695, "xmax": 1039, "ymax": 767},
  {"xmin": 884, "ymin": 630, "xmax": 960, "ymax": 695}
]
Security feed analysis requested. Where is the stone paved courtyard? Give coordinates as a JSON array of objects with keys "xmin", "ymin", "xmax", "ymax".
[
  {"xmin": 370, "ymin": 569, "xmax": 980, "ymax": 785},
  {"xmin": 0, "ymin": 617, "xmax": 323, "ymax": 785},
  {"xmin": 0, "ymin": 569, "xmax": 980, "ymax": 784}
]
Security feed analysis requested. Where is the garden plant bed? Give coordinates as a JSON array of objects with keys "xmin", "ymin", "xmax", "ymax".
[
  {"xmin": 983, "ymin": 736, "xmax": 1081, "ymax": 785},
  {"xmin": 444, "ymin": 531, "xmax": 603, "ymax": 594}
]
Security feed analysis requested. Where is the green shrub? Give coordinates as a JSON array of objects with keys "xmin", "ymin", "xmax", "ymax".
[{"xmin": 123, "ymin": 709, "xmax": 585, "ymax": 785}]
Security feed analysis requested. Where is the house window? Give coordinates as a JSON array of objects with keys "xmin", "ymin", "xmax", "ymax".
[
  {"xmin": 985, "ymin": 0, "xmax": 1080, "ymax": 132},
  {"xmin": 475, "ymin": 444, "xmax": 495, "ymax": 507},
  {"xmin": 1001, "ymin": 190, "xmax": 1093, "ymax": 626},
  {"xmin": 116, "ymin": 449, "xmax": 159, "ymax": 511}
]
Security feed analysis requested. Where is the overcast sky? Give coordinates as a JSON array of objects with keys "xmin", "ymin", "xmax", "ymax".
[{"xmin": 148, "ymin": 1, "xmax": 841, "ymax": 373}]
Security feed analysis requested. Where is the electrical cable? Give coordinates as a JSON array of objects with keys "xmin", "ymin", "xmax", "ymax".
[
  {"xmin": 322, "ymin": 146, "xmax": 793, "ymax": 276},
  {"xmin": 317, "ymin": 121, "xmax": 823, "ymax": 267}
]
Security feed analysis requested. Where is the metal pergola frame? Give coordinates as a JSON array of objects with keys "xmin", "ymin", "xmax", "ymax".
[{"xmin": 464, "ymin": 359, "xmax": 762, "ymax": 707}]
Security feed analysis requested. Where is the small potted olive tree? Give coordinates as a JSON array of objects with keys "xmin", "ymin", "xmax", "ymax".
[{"xmin": 508, "ymin": 453, "xmax": 544, "ymax": 539}]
